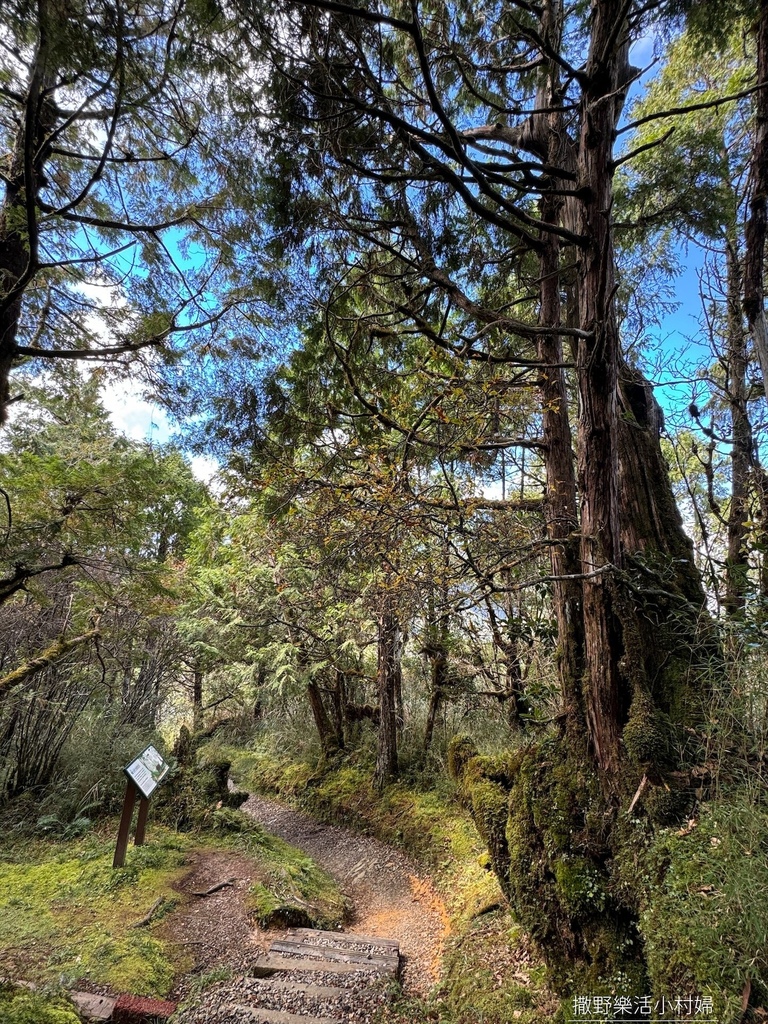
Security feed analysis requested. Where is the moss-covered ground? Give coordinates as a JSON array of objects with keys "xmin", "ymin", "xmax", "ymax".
[
  {"xmin": 221, "ymin": 743, "xmax": 559, "ymax": 1024},
  {"xmin": 0, "ymin": 809, "xmax": 346, "ymax": 1021}
]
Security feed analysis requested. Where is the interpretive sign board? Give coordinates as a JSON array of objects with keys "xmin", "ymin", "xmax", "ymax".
[
  {"xmin": 124, "ymin": 744, "xmax": 169, "ymax": 799},
  {"xmin": 113, "ymin": 744, "xmax": 170, "ymax": 868}
]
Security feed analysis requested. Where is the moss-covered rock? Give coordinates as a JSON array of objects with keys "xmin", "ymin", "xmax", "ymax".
[{"xmin": 155, "ymin": 747, "xmax": 247, "ymax": 831}]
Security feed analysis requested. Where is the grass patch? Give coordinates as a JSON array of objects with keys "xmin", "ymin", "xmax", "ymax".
[
  {"xmin": 206, "ymin": 806, "xmax": 348, "ymax": 928},
  {"xmin": 0, "ymin": 983, "xmax": 81, "ymax": 1024},
  {"xmin": 639, "ymin": 797, "xmax": 768, "ymax": 1024}
]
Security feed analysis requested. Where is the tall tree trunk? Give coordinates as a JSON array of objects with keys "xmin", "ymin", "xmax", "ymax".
[
  {"xmin": 724, "ymin": 239, "xmax": 751, "ymax": 616},
  {"xmin": 538, "ymin": 184, "xmax": 583, "ymax": 732},
  {"xmin": 744, "ymin": 0, "xmax": 768, "ymax": 404},
  {"xmin": 526, "ymin": 0, "xmax": 584, "ymax": 734},
  {"xmin": 374, "ymin": 598, "xmax": 400, "ymax": 789},
  {"xmin": 0, "ymin": 0, "xmax": 57, "ymax": 423},
  {"xmin": 574, "ymin": 3, "xmax": 629, "ymax": 779}
]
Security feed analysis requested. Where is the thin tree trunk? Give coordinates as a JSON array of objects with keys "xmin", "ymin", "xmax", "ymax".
[
  {"xmin": 192, "ymin": 666, "xmax": 204, "ymax": 732},
  {"xmin": 423, "ymin": 684, "xmax": 441, "ymax": 754},
  {"xmin": 374, "ymin": 599, "xmax": 400, "ymax": 789},
  {"xmin": 331, "ymin": 669, "xmax": 346, "ymax": 750},
  {"xmin": 306, "ymin": 680, "xmax": 339, "ymax": 758}
]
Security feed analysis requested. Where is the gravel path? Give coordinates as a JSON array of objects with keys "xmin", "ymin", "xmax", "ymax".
[
  {"xmin": 241, "ymin": 794, "xmax": 450, "ymax": 994},
  {"xmin": 169, "ymin": 793, "xmax": 450, "ymax": 1022}
]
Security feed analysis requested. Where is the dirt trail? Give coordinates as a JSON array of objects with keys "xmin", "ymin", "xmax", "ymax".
[
  {"xmin": 161, "ymin": 850, "xmax": 264, "ymax": 996},
  {"xmin": 241, "ymin": 793, "xmax": 450, "ymax": 994}
]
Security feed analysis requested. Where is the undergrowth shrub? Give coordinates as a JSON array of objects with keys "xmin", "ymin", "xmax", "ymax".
[{"xmin": 0, "ymin": 714, "xmax": 166, "ymax": 836}]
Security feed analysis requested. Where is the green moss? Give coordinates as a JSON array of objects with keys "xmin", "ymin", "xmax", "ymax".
[
  {"xmin": 553, "ymin": 858, "xmax": 607, "ymax": 917},
  {"xmin": 447, "ymin": 735, "xmax": 478, "ymax": 785},
  {"xmin": 244, "ymin": 837, "xmax": 349, "ymax": 930},
  {"xmin": 622, "ymin": 688, "xmax": 673, "ymax": 774},
  {"xmin": 0, "ymin": 828, "xmax": 191, "ymax": 996},
  {"xmin": 154, "ymin": 748, "xmax": 247, "ymax": 832},
  {"xmin": 467, "ymin": 778, "xmax": 511, "ymax": 889},
  {"xmin": 0, "ymin": 985, "xmax": 80, "ymax": 1024},
  {"xmin": 640, "ymin": 798, "xmax": 768, "ymax": 1024},
  {"xmin": 449, "ymin": 732, "xmax": 649, "ymax": 996}
]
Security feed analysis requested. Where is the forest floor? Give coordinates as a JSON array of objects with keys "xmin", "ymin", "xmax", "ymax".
[
  {"xmin": 160, "ymin": 849, "xmax": 265, "ymax": 1000},
  {"xmin": 0, "ymin": 768, "xmax": 555, "ymax": 1024}
]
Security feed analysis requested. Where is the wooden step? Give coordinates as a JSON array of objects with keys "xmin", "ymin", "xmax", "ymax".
[
  {"xmin": 270, "ymin": 939, "xmax": 399, "ymax": 969},
  {"xmin": 251, "ymin": 955, "xmax": 387, "ymax": 977},
  {"xmin": 287, "ymin": 927, "xmax": 399, "ymax": 950},
  {"xmin": 244, "ymin": 978, "xmax": 345, "ymax": 999},
  {"xmin": 229, "ymin": 1006, "xmax": 343, "ymax": 1024}
]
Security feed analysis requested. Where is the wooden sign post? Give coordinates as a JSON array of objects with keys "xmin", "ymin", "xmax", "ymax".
[{"xmin": 113, "ymin": 744, "xmax": 169, "ymax": 868}]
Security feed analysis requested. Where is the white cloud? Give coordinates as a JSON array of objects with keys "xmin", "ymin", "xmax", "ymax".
[
  {"xmin": 100, "ymin": 378, "xmax": 171, "ymax": 443},
  {"xmin": 99, "ymin": 379, "xmax": 221, "ymax": 484},
  {"xmin": 188, "ymin": 454, "xmax": 219, "ymax": 484}
]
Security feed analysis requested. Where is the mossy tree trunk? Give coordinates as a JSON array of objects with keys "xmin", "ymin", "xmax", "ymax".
[{"xmin": 451, "ymin": 0, "xmax": 717, "ymax": 995}]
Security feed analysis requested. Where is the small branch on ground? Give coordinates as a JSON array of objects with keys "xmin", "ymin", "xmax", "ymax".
[
  {"xmin": 132, "ymin": 897, "xmax": 165, "ymax": 928},
  {"xmin": 189, "ymin": 877, "xmax": 236, "ymax": 897}
]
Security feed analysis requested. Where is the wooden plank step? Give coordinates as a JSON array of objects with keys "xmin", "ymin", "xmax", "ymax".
[
  {"xmin": 245, "ymin": 978, "xmax": 345, "ymax": 999},
  {"xmin": 229, "ymin": 1006, "xmax": 343, "ymax": 1024},
  {"xmin": 287, "ymin": 928, "xmax": 399, "ymax": 949},
  {"xmin": 251, "ymin": 955, "xmax": 388, "ymax": 977},
  {"xmin": 270, "ymin": 939, "xmax": 398, "ymax": 968}
]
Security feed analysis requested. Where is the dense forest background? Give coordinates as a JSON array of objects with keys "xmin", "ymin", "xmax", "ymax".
[{"xmin": 2, "ymin": 0, "xmax": 768, "ymax": 1021}]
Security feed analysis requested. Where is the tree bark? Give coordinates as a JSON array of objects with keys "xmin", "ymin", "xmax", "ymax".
[
  {"xmin": 724, "ymin": 239, "xmax": 751, "ymax": 616},
  {"xmin": 374, "ymin": 598, "xmax": 400, "ymax": 789},
  {"xmin": 574, "ymin": 2, "xmax": 629, "ymax": 779},
  {"xmin": 744, "ymin": 0, "xmax": 768, "ymax": 405},
  {"xmin": 537, "ymin": 115, "xmax": 583, "ymax": 732},
  {"xmin": 192, "ymin": 665, "xmax": 204, "ymax": 732},
  {"xmin": 306, "ymin": 679, "xmax": 340, "ymax": 758},
  {"xmin": 0, "ymin": 0, "xmax": 57, "ymax": 423}
]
